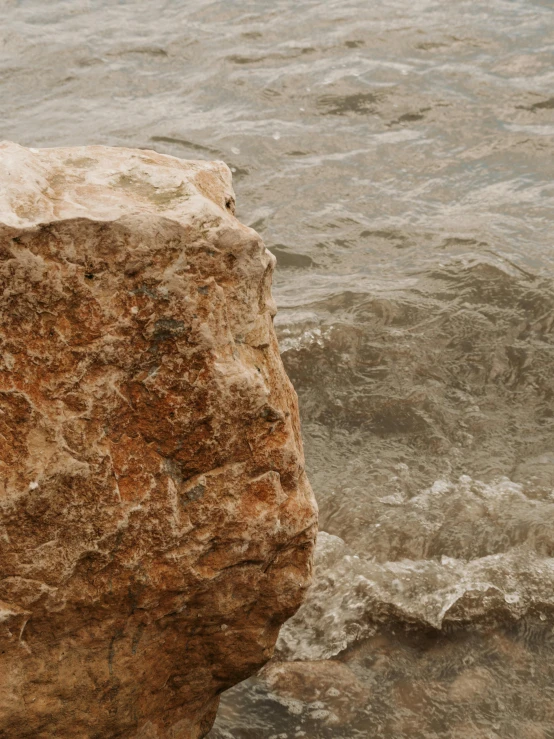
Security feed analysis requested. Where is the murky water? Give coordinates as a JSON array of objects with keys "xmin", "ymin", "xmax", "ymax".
[{"xmin": 2, "ymin": 0, "xmax": 554, "ymax": 736}]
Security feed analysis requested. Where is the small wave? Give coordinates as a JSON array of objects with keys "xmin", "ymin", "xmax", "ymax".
[{"xmin": 278, "ymin": 529, "xmax": 554, "ymax": 661}]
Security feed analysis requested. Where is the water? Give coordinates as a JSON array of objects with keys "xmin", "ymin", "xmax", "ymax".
[{"xmin": 2, "ymin": 0, "xmax": 554, "ymax": 736}]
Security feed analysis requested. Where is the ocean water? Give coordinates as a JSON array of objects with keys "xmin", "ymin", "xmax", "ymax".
[{"xmin": 2, "ymin": 0, "xmax": 554, "ymax": 736}]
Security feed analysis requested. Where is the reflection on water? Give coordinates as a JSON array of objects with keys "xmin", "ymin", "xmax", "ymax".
[{"xmin": 2, "ymin": 0, "xmax": 553, "ymax": 735}]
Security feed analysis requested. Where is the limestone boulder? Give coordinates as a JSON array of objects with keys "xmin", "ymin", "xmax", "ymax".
[{"xmin": 0, "ymin": 142, "xmax": 317, "ymax": 739}]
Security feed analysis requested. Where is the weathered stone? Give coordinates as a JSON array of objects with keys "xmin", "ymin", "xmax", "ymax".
[{"xmin": 0, "ymin": 142, "xmax": 317, "ymax": 738}]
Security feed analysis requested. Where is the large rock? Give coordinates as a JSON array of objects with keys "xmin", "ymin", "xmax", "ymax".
[{"xmin": 0, "ymin": 142, "xmax": 317, "ymax": 738}]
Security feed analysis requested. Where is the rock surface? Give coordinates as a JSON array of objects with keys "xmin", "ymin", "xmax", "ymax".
[{"xmin": 0, "ymin": 142, "xmax": 317, "ymax": 739}]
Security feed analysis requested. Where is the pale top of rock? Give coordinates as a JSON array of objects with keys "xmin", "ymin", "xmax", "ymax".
[{"xmin": 0, "ymin": 140, "xmax": 235, "ymax": 229}]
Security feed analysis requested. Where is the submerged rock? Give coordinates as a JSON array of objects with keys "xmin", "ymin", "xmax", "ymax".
[
  {"xmin": 0, "ymin": 142, "xmax": 317, "ymax": 738},
  {"xmin": 259, "ymin": 659, "xmax": 370, "ymax": 726}
]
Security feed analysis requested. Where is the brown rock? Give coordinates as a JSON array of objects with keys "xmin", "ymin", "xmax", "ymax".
[
  {"xmin": 0, "ymin": 142, "xmax": 317, "ymax": 738},
  {"xmin": 259, "ymin": 659, "xmax": 370, "ymax": 725},
  {"xmin": 447, "ymin": 666, "xmax": 494, "ymax": 703},
  {"xmin": 391, "ymin": 678, "xmax": 445, "ymax": 714}
]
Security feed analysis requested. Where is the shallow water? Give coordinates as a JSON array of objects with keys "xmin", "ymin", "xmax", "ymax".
[
  {"xmin": 211, "ymin": 618, "xmax": 554, "ymax": 739},
  {"xmin": 2, "ymin": 0, "xmax": 554, "ymax": 736}
]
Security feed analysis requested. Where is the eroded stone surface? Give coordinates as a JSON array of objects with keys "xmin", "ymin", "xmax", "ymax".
[{"xmin": 0, "ymin": 142, "xmax": 317, "ymax": 739}]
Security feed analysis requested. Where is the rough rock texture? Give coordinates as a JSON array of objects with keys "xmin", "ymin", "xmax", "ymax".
[{"xmin": 0, "ymin": 142, "xmax": 317, "ymax": 739}]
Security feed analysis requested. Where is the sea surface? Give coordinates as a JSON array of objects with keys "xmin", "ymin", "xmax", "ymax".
[{"xmin": 2, "ymin": 0, "xmax": 554, "ymax": 736}]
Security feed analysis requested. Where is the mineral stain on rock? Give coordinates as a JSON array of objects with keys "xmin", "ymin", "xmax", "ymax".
[{"xmin": 0, "ymin": 141, "xmax": 317, "ymax": 739}]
